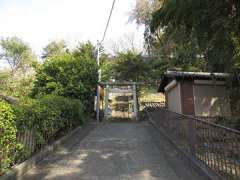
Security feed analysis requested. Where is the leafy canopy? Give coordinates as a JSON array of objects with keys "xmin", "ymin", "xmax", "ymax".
[
  {"xmin": 113, "ymin": 51, "xmax": 150, "ymax": 82},
  {"xmin": 0, "ymin": 37, "xmax": 37, "ymax": 74},
  {"xmin": 32, "ymin": 42, "xmax": 98, "ymax": 112},
  {"xmin": 150, "ymin": 0, "xmax": 240, "ymax": 72},
  {"xmin": 42, "ymin": 40, "xmax": 67, "ymax": 59}
]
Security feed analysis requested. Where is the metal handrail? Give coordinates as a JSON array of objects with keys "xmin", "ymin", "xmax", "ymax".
[{"xmin": 144, "ymin": 106, "xmax": 240, "ymax": 180}]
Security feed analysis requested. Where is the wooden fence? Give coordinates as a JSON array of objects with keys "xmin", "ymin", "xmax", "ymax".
[
  {"xmin": 17, "ymin": 129, "xmax": 36, "ymax": 154},
  {"xmin": 15, "ymin": 122, "xmax": 73, "ymax": 160}
]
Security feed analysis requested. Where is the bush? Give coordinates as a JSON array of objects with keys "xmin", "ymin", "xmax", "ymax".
[
  {"xmin": 32, "ymin": 95, "xmax": 85, "ymax": 137},
  {"xmin": 0, "ymin": 96, "xmax": 84, "ymax": 174},
  {"xmin": 0, "ymin": 100, "xmax": 17, "ymax": 174},
  {"xmin": 31, "ymin": 44, "xmax": 98, "ymax": 114},
  {"xmin": 13, "ymin": 95, "xmax": 85, "ymax": 146}
]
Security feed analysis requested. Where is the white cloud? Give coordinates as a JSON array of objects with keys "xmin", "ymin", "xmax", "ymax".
[{"xmin": 0, "ymin": 0, "xmax": 144, "ymax": 56}]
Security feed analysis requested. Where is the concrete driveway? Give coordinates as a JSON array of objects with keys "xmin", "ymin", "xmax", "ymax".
[{"xmin": 20, "ymin": 122, "xmax": 205, "ymax": 180}]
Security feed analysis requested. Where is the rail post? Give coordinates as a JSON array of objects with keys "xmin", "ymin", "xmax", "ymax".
[{"xmin": 188, "ymin": 117, "xmax": 197, "ymax": 156}]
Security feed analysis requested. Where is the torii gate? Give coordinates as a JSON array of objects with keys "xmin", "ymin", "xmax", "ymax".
[{"xmin": 99, "ymin": 82, "xmax": 139, "ymax": 120}]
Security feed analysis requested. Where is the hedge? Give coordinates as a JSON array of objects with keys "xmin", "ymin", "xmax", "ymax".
[
  {"xmin": 13, "ymin": 95, "xmax": 85, "ymax": 146},
  {"xmin": 0, "ymin": 95, "xmax": 85, "ymax": 174},
  {"xmin": 0, "ymin": 100, "xmax": 17, "ymax": 175}
]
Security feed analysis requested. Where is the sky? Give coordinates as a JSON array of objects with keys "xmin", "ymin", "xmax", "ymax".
[{"xmin": 0, "ymin": 0, "xmax": 144, "ymax": 57}]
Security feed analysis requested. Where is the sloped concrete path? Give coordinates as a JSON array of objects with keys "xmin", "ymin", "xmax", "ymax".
[{"xmin": 21, "ymin": 122, "xmax": 205, "ymax": 180}]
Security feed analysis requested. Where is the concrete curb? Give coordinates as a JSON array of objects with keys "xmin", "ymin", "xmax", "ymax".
[
  {"xmin": 0, "ymin": 123, "xmax": 95, "ymax": 180},
  {"xmin": 147, "ymin": 116, "xmax": 222, "ymax": 180}
]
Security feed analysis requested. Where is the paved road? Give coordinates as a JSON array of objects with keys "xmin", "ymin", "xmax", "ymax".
[{"xmin": 21, "ymin": 122, "xmax": 205, "ymax": 180}]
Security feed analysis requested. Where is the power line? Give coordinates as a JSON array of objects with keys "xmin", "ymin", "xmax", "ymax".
[{"xmin": 101, "ymin": 0, "xmax": 116, "ymax": 43}]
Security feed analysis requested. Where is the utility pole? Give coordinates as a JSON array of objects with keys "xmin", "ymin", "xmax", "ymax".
[
  {"xmin": 96, "ymin": 0, "xmax": 116, "ymax": 122},
  {"xmin": 96, "ymin": 41, "xmax": 101, "ymax": 123}
]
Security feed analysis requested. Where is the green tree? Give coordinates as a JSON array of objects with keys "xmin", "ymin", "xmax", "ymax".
[
  {"xmin": 32, "ymin": 42, "xmax": 98, "ymax": 113},
  {"xmin": 0, "ymin": 37, "xmax": 37, "ymax": 74},
  {"xmin": 150, "ymin": 0, "xmax": 240, "ymax": 73},
  {"xmin": 130, "ymin": 0, "xmax": 203, "ymax": 77},
  {"xmin": 130, "ymin": 0, "xmax": 240, "ymax": 75},
  {"xmin": 42, "ymin": 40, "xmax": 67, "ymax": 59},
  {"xmin": 100, "ymin": 54, "xmax": 114, "ymax": 82},
  {"xmin": 0, "ymin": 37, "xmax": 38, "ymax": 99},
  {"xmin": 113, "ymin": 51, "xmax": 149, "ymax": 82},
  {"xmin": 72, "ymin": 41, "xmax": 95, "ymax": 60}
]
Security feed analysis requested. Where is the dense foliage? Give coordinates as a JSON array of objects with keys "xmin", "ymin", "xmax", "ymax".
[
  {"xmin": 0, "ymin": 37, "xmax": 37, "ymax": 75},
  {"xmin": 100, "ymin": 56, "xmax": 114, "ymax": 82},
  {"xmin": 113, "ymin": 51, "xmax": 150, "ymax": 82},
  {"xmin": 42, "ymin": 40, "xmax": 67, "ymax": 59},
  {"xmin": 0, "ymin": 40, "xmax": 97, "ymax": 174},
  {"xmin": 0, "ymin": 101, "xmax": 17, "ymax": 174},
  {"xmin": 0, "ymin": 95, "xmax": 85, "ymax": 174},
  {"xmin": 13, "ymin": 95, "xmax": 85, "ymax": 144},
  {"xmin": 0, "ymin": 37, "xmax": 38, "ymax": 100},
  {"xmin": 131, "ymin": 0, "xmax": 240, "ymax": 75},
  {"xmin": 151, "ymin": 0, "xmax": 239, "ymax": 72},
  {"xmin": 0, "ymin": 74, "xmax": 35, "ymax": 100},
  {"xmin": 32, "ymin": 42, "xmax": 98, "ymax": 113}
]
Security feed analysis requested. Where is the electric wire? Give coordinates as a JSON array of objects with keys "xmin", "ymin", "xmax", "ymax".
[{"xmin": 101, "ymin": 0, "xmax": 116, "ymax": 43}]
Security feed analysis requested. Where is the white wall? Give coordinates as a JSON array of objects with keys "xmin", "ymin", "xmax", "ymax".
[
  {"xmin": 193, "ymin": 84, "xmax": 231, "ymax": 117},
  {"xmin": 167, "ymin": 83, "xmax": 182, "ymax": 114}
]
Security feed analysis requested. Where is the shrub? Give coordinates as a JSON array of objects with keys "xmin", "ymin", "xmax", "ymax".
[
  {"xmin": 0, "ymin": 95, "xmax": 84, "ymax": 174},
  {"xmin": 13, "ymin": 95, "xmax": 85, "ymax": 147},
  {"xmin": 31, "ymin": 43, "xmax": 98, "ymax": 114},
  {"xmin": 32, "ymin": 95, "xmax": 85, "ymax": 138},
  {"xmin": 12, "ymin": 99, "xmax": 35, "ymax": 131},
  {"xmin": 0, "ymin": 100, "xmax": 17, "ymax": 174}
]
